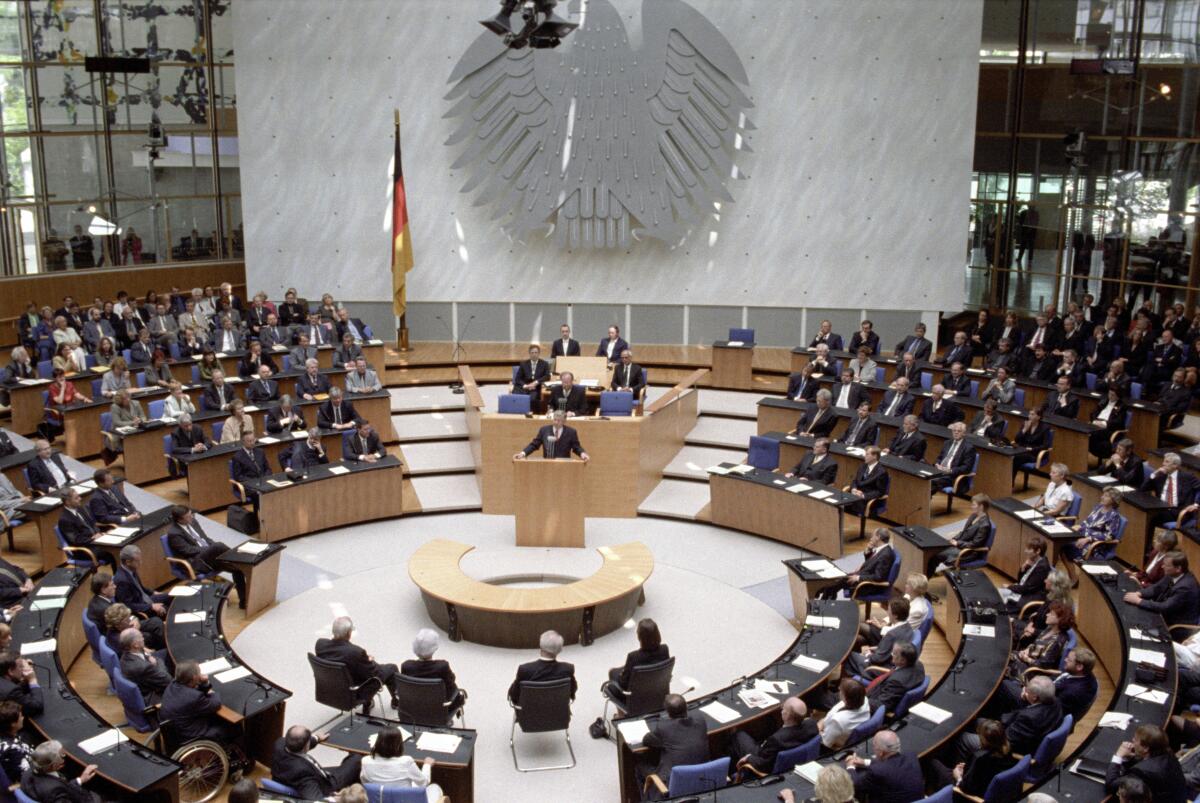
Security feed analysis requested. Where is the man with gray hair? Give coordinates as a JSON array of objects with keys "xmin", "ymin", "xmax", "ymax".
[
  {"xmin": 118, "ymin": 628, "xmax": 171, "ymax": 705},
  {"xmin": 401, "ymin": 628, "xmax": 466, "ymax": 716},
  {"xmin": 794, "ymin": 388, "xmax": 836, "ymax": 437},
  {"xmin": 114, "ymin": 544, "xmax": 169, "ymax": 621},
  {"xmin": 507, "ymin": 630, "xmax": 576, "ymax": 703},
  {"xmin": 1142, "ymin": 452, "xmax": 1198, "ymax": 524},
  {"xmin": 315, "ymin": 617, "xmax": 401, "ymax": 712},
  {"xmin": 845, "ymin": 728, "xmax": 924, "ymax": 801},
  {"xmin": 21, "ymin": 740, "xmax": 99, "ymax": 803},
  {"xmin": 514, "ymin": 409, "xmax": 589, "ymax": 462},
  {"xmin": 961, "ymin": 675, "xmax": 1062, "ymax": 760},
  {"xmin": 730, "ymin": 696, "xmax": 816, "ymax": 776}
]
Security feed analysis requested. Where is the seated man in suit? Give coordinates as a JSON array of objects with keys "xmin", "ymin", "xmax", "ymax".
[
  {"xmin": 838, "ymin": 400, "xmax": 877, "ymax": 448},
  {"xmin": 809, "ymin": 319, "xmax": 843, "ymax": 351},
  {"xmin": 166, "ymin": 505, "xmax": 246, "ymax": 605},
  {"xmin": 785, "ymin": 364, "xmax": 818, "ymax": 402},
  {"xmin": 878, "ymin": 376, "xmax": 915, "ymax": 418},
  {"xmin": 296, "ymin": 358, "xmax": 332, "ymax": 401},
  {"xmin": 171, "ymin": 413, "xmax": 214, "ymax": 458},
  {"xmin": 118, "ymin": 628, "xmax": 171, "ymax": 705},
  {"xmin": 271, "ymin": 725, "xmax": 362, "ymax": 800},
  {"xmin": 729, "ymin": 696, "xmax": 816, "ymax": 778},
  {"xmin": 285, "ymin": 428, "xmax": 328, "ymax": 474},
  {"xmin": 830, "ymin": 367, "xmax": 866, "ymax": 410},
  {"xmin": 318, "ymin": 387, "xmax": 360, "ymax": 431},
  {"xmin": 209, "ymin": 316, "xmax": 244, "ymax": 353},
  {"xmin": 507, "ymin": 630, "xmax": 577, "ymax": 703},
  {"xmin": 21, "ymin": 741, "xmax": 100, "ymax": 803},
  {"xmin": 1140, "ymin": 453, "xmax": 1198, "ymax": 525},
  {"xmin": 56, "ymin": 489, "xmax": 114, "ymax": 566},
  {"xmin": 937, "ymin": 330, "xmax": 972, "ymax": 367},
  {"xmin": 1158, "ymin": 368, "xmax": 1192, "ymax": 429},
  {"xmin": 929, "ymin": 422, "xmax": 976, "ymax": 492},
  {"xmin": 231, "ymin": 430, "xmax": 271, "ymax": 502},
  {"xmin": 894, "ymin": 323, "xmax": 932, "ymax": 361},
  {"xmin": 547, "ymin": 371, "xmax": 589, "ymax": 417},
  {"xmin": 893, "ymin": 352, "xmax": 922, "ymax": 384},
  {"xmin": 847, "ymin": 319, "xmax": 880, "ymax": 356},
  {"xmin": 401, "ymin": 628, "xmax": 466, "ymax": 713},
  {"xmin": 127, "ymin": 328, "xmax": 155, "ymax": 367},
  {"xmin": 1052, "ymin": 648, "xmax": 1098, "ymax": 724},
  {"xmin": 596, "ymin": 324, "xmax": 629, "ymax": 365},
  {"xmin": 289, "ymin": 334, "xmax": 319, "ymax": 369},
  {"xmin": 846, "ymin": 446, "xmax": 888, "ymax": 517},
  {"xmin": 334, "ymin": 307, "xmax": 368, "ymax": 344},
  {"xmin": 315, "ymin": 615, "xmax": 402, "ymax": 709},
  {"xmin": 244, "ymin": 364, "xmax": 280, "ymax": 404},
  {"xmin": 161, "ymin": 660, "xmax": 239, "ymax": 747},
  {"xmin": 0, "ymin": 554, "xmax": 33, "ymax": 608},
  {"xmin": 930, "ymin": 493, "xmax": 992, "ymax": 574},
  {"xmin": 943, "ymin": 361, "xmax": 973, "ymax": 397},
  {"xmin": 266, "ymin": 396, "xmax": 307, "ymax": 435},
  {"xmin": 1022, "ymin": 342, "xmax": 1058, "ymax": 382},
  {"xmin": 86, "ymin": 571, "xmax": 116, "ymax": 632},
  {"xmin": 513, "ymin": 410, "xmax": 590, "ymax": 462},
  {"xmin": 347, "ymin": 420, "xmax": 386, "ymax": 463},
  {"xmin": 818, "ymin": 528, "xmax": 894, "ymax": 600},
  {"xmin": 551, "ymin": 324, "xmax": 580, "ymax": 359},
  {"xmin": 87, "ymin": 468, "xmax": 140, "ymax": 526},
  {"xmin": 846, "ymin": 597, "xmax": 912, "ymax": 675},
  {"xmin": 1039, "ymin": 375, "xmax": 1079, "ymax": 419},
  {"xmin": 919, "ymin": 384, "xmax": 963, "ymax": 427},
  {"xmin": 846, "ymin": 730, "xmax": 924, "ymax": 803},
  {"xmin": 27, "ymin": 439, "xmax": 76, "ymax": 493},
  {"xmin": 985, "ymin": 337, "xmax": 1017, "ymax": 372},
  {"xmin": 345, "ymin": 357, "xmax": 382, "ymax": 395},
  {"xmin": 114, "ymin": 544, "xmax": 170, "ymax": 623},
  {"xmin": 959, "ymin": 675, "xmax": 1061, "ymax": 760},
  {"xmin": 1055, "ymin": 348, "xmax": 1087, "ymax": 388},
  {"xmin": 639, "ymin": 698, "xmax": 709, "ymax": 800},
  {"xmin": 1123, "ymin": 551, "xmax": 1200, "ymax": 628},
  {"xmin": 809, "ymin": 343, "xmax": 834, "ymax": 376},
  {"xmin": 794, "ymin": 389, "xmax": 837, "ymax": 438},
  {"xmin": 785, "ymin": 437, "xmax": 838, "ymax": 485},
  {"xmin": 968, "ymin": 399, "xmax": 1006, "ymax": 441},
  {"xmin": 611, "ymin": 349, "xmax": 646, "ymax": 398},
  {"xmin": 258, "ymin": 312, "xmax": 289, "ymax": 351},
  {"xmin": 0, "ymin": 653, "xmax": 43, "ymax": 718},
  {"xmin": 1106, "ymin": 723, "xmax": 1187, "ymax": 803},
  {"xmin": 883, "ymin": 415, "xmax": 926, "ymax": 461},
  {"xmin": 512, "ymin": 344, "xmax": 551, "ymax": 397},
  {"xmin": 1142, "ymin": 329, "xmax": 1184, "ymax": 391},
  {"xmin": 866, "ymin": 641, "xmax": 925, "ymax": 714},
  {"xmin": 202, "ymin": 369, "xmax": 236, "ymax": 413}
]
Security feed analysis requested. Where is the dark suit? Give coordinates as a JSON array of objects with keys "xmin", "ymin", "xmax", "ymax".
[
  {"xmin": 513, "ymin": 359, "xmax": 551, "ymax": 395},
  {"xmin": 596, "ymin": 336, "xmax": 630, "ymax": 362},
  {"xmin": 1159, "ymin": 383, "xmax": 1191, "ymax": 426},
  {"xmin": 57, "ymin": 506, "xmax": 99, "ymax": 547},
  {"xmin": 87, "ymin": 485, "xmax": 137, "ymax": 525},
  {"xmin": 245, "ymin": 305, "xmax": 271, "ymax": 334},
  {"xmin": 610, "ymin": 362, "xmax": 646, "ymax": 396},
  {"xmin": 231, "ymin": 446, "xmax": 271, "ymax": 485},
  {"xmin": 967, "ymin": 413, "xmax": 1005, "ymax": 441},
  {"xmin": 296, "ymin": 371, "xmax": 333, "ymax": 398},
  {"xmin": 1055, "ymin": 361, "xmax": 1087, "ymax": 388},
  {"xmin": 1040, "ymin": 390, "xmax": 1079, "ymax": 419},
  {"xmin": 119, "ymin": 650, "xmax": 171, "ymax": 704},
  {"xmin": 1059, "ymin": 329, "xmax": 1087, "ymax": 357},
  {"xmin": 850, "ymin": 752, "xmax": 925, "ymax": 803},
  {"xmin": 114, "ymin": 565, "xmax": 168, "ymax": 617},
  {"xmin": 20, "ymin": 770, "xmax": 97, "ymax": 803},
  {"xmin": 1014, "ymin": 422, "xmax": 1052, "ymax": 452},
  {"xmin": 278, "ymin": 302, "xmax": 306, "ymax": 327},
  {"xmin": 1001, "ymin": 698, "xmax": 1063, "ymax": 755},
  {"xmin": 286, "ymin": 441, "xmax": 327, "ymax": 472},
  {"xmin": 930, "ymin": 439, "xmax": 976, "ymax": 492},
  {"xmin": 895, "ymin": 336, "xmax": 932, "ymax": 361},
  {"xmin": 809, "ymin": 333, "xmax": 843, "ymax": 351},
  {"xmin": 918, "ymin": 398, "xmax": 962, "ymax": 427},
  {"xmin": 334, "ymin": 317, "xmax": 368, "ymax": 343},
  {"xmin": 867, "ymin": 661, "xmax": 924, "ymax": 714},
  {"xmin": 790, "ymin": 453, "xmax": 838, "ymax": 486},
  {"xmin": 1089, "ymin": 401, "xmax": 1129, "ymax": 457},
  {"xmin": 259, "ymin": 325, "xmax": 290, "ymax": 350},
  {"xmin": 1144, "ymin": 342, "xmax": 1184, "ymax": 384},
  {"xmin": 886, "ymin": 429, "xmax": 926, "ymax": 461},
  {"xmin": 521, "ymin": 425, "xmax": 585, "ymax": 459},
  {"xmin": 1105, "ymin": 751, "xmax": 1188, "ymax": 803},
  {"xmin": 847, "ymin": 463, "xmax": 888, "ymax": 516},
  {"xmin": 932, "ymin": 513, "xmax": 992, "ymax": 573},
  {"xmin": 550, "ymin": 338, "xmax": 581, "ymax": 358},
  {"xmin": 878, "ymin": 391, "xmax": 913, "ymax": 418},
  {"xmin": 1102, "ymin": 455, "xmax": 1144, "ymax": 488},
  {"xmin": 244, "ymin": 378, "xmax": 280, "ymax": 404},
  {"xmin": 848, "ymin": 331, "xmax": 880, "ymax": 356},
  {"xmin": 839, "ymin": 416, "xmax": 877, "ymax": 447},
  {"xmin": 27, "ymin": 454, "xmax": 72, "ymax": 493},
  {"xmin": 171, "ymin": 424, "xmax": 213, "ymax": 456},
  {"xmin": 849, "ymin": 621, "xmax": 913, "ymax": 675},
  {"xmin": 315, "ymin": 637, "xmax": 400, "ymax": 700},
  {"xmin": 819, "ymin": 545, "xmax": 894, "ymax": 600},
  {"xmin": 1054, "ymin": 672, "xmax": 1098, "ymax": 724},
  {"xmin": 893, "ymin": 362, "xmax": 922, "ymax": 384},
  {"xmin": 547, "ymin": 384, "xmax": 589, "ymax": 417},
  {"xmin": 127, "ymin": 341, "xmax": 154, "ymax": 367},
  {"xmin": 795, "ymin": 406, "xmax": 837, "ymax": 438},
  {"xmin": 943, "ymin": 374, "xmax": 973, "ymax": 397},
  {"xmin": 609, "ymin": 644, "xmax": 670, "ymax": 692},
  {"xmin": 237, "ymin": 354, "xmax": 278, "ymax": 380},
  {"xmin": 641, "ymin": 715, "xmax": 709, "ymax": 792},
  {"xmin": 731, "ymin": 720, "xmax": 818, "ymax": 775},
  {"xmin": 347, "ymin": 431, "xmax": 385, "ymax": 461},
  {"xmin": 1008, "ymin": 557, "xmax": 1051, "ymax": 611},
  {"xmin": 1023, "ymin": 357, "xmax": 1058, "ymax": 383},
  {"xmin": 166, "ymin": 520, "xmax": 231, "ymax": 577},
  {"xmin": 0, "ymin": 558, "xmax": 29, "ymax": 607},
  {"xmin": 160, "ymin": 680, "xmax": 233, "ymax": 743},
  {"xmin": 317, "ymin": 399, "xmax": 360, "ymax": 429},
  {"xmin": 271, "ymin": 736, "xmax": 363, "ymax": 800},
  {"xmin": 1135, "ymin": 572, "xmax": 1200, "ymax": 628},
  {"xmin": 507, "ymin": 658, "xmax": 577, "ymax": 703},
  {"xmin": 938, "ymin": 343, "xmax": 973, "ymax": 368},
  {"xmin": 785, "ymin": 373, "xmax": 818, "ymax": 402},
  {"xmin": 201, "ymin": 382, "xmax": 235, "ymax": 412},
  {"xmin": 265, "ymin": 406, "xmax": 306, "ymax": 434},
  {"xmin": 400, "ymin": 658, "xmax": 462, "ymax": 703},
  {"xmin": 829, "ymin": 381, "xmax": 867, "ymax": 411},
  {"xmin": 1140, "ymin": 470, "xmax": 1199, "ymax": 520},
  {"xmin": 0, "ymin": 677, "xmax": 43, "ymax": 718}
]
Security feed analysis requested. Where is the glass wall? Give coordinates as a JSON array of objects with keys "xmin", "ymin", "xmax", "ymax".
[
  {"xmin": 0, "ymin": 0, "xmax": 238, "ymax": 276},
  {"xmin": 969, "ymin": 0, "xmax": 1199, "ymax": 315}
]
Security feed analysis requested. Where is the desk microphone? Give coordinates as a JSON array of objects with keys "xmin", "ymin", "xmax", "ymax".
[{"xmin": 796, "ymin": 535, "xmax": 821, "ymax": 556}]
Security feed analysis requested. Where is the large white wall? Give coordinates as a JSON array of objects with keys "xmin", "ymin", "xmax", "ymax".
[{"xmin": 235, "ymin": 0, "xmax": 982, "ymax": 311}]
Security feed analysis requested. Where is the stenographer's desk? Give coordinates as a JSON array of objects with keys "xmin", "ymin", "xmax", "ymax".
[
  {"xmin": 1, "ymin": 377, "xmax": 51, "ymax": 435},
  {"xmin": 471, "ymin": 387, "xmax": 698, "ymax": 517},
  {"xmin": 243, "ymin": 456, "xmax": 404, "ymax": 542}
]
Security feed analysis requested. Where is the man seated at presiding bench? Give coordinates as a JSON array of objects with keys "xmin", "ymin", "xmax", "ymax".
[
  {"xmin": 547, "ymin": 371, "xmax": 588, "ymax": 417},
  {"xmin": 513, "ymin": 410, "xmax": 590, "ymax": 462},
  {"xmin": 611, "ymin": 349, "xmax": 646, "ymax": 398},
  {"xmin": 511, "ymin": 344, "xmax": 550, "ymax": 398}
]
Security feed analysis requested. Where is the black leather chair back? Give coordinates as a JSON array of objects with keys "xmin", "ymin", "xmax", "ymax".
[
  {"xmin": 515, "ymin": 678, "xmax": 573, "ymax": 733},
  {"xmin": 625, "ymin": 657, "xmax": 675, "ymax": 716},
  {"xmin": 307, "ymin": 652, "xmax": 360, "ymax": 711},
  {"xmin": 394, "ymin": 674, "xmax": 449, "ymax": 726}
]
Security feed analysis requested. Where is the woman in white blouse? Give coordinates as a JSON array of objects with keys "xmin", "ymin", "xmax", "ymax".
[
  {"xmin": 163, "ymin": 381, "xmax": 196, "ymax": 421},
  {"xmin": 359, "ymin": 727, "xmax": 443, "ymax": 802},
  {"xmin": 1033, "ymin": 463, "xmax": 1074, "ymax": 517},
  {"xmin": 847, "ymin": 346, "xmax": 877, "ymax": 383},
  {"xmin": 818, "ymin": 678, "xmax": 870, "ymax": 749},
  {"xmin": 220, "ymin": 398, "xmax": 254, "ymax": 444},
  {"xmin": 51, "ymin": 316, "xmax": 87, "ymax": 371}
]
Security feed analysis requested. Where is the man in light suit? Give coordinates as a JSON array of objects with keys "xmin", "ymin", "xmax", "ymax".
[
  {"xmin": 289, "ymin": 334, "xmax": 319, "ymax": 368},
  {"xmin": 808, "ymin": 320, "xmax": 843, "ymax": 352},
  {"xmin": 146, "ymin": 303, "xmax": 178, "ymax": 348},
  {"xmin": 347, "ymin": 420, "xmax": 386, "ymax": 463},
  {"xmin": 596, "ymin": 324, "xmax": 629, "ymax": 364},
  {"xmin": 177, "ymin": 298, "xmax": 210, "ymax": 339},
  {"xmin": 512, "ymin": 344, "xmax": 551, "ymax": 397},
  {"xmin": 345, "ymin": 357, "xmax": 382, "ymax": 394},
  {"xmin": 786, "ymin": 437, "xmax": 838, "ymax": 485},
  {"xmin": 26, "ymin": 439, "xmax": 76, "ymax": 493},
  {"xmin": 937, "ymin": 330, "xmax": 973, "ymax": 368},
  {"xmin": 81, "ymin": 307, "xmax": 115, "ymax": 352},
  {"xmin": 895, "ymin": 323, "xmax": 932, "ymax": 361},
  {"xmin": 930, "ymin": 422, "xmax": 976, "ymax": 493},
  {"xmin": 209, "ymin": 316, "xmax": 244, "ymax": 353},
  {"xmin": 879, "ymin": 377, "xmax": 915, "ymax": 418},
  {"xmin": 550, "ymin": 324, "xmax": 580, "ymax": 359},
  {"xmin": 883, "ymin": 415, "xmax": 926, "ymax": 461},
  {"xmin": 610, "ymin": 349, "xmax": 646, "ymax": 398},
  {"xmin": 514, "ymin": 410, "xmax": 590, "ymax": 461}
]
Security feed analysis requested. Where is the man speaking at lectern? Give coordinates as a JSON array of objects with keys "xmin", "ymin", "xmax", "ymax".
[{"xmin": 514, "ymin": 410, "xmax": 590, "ymax": 462}]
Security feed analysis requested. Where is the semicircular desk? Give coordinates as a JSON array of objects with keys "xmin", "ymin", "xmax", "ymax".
[{"xmin": 408, "ymin": 539, "xmax": 653, "ymax": 648}]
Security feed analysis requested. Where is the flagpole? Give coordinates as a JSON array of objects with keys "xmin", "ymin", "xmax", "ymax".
[{"xmin": 394, "ymin": 108, "xmax": 411, "ymax": 352}]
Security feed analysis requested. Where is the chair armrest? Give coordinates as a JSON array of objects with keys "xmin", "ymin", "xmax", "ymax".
[
  {"xmin": 1170, "ymin": 623, "xmax": 1200, "ymax": 638},
  {"xmin": 0, "ymin": 509, "xmax": 11, "ymax": 528},
  {"xmin": 736, "ymin": 758, "xmax": 768, "ymax": 780},
  {"xmin": 841, "ymin": 484, "xmax": 851, "ymax": 493},
  {"xmin": 1022, "ymin": 666, "xmax": 1059, "ymax": 680},
  {"xmin": 1055, "ymin": 514, "xmax": 1078, "ymax": 525},
  {"xmin": 953, "ymin": 788, "xmax": 983, "ymax": 803},
  {"xmin": 1017, "ymin": 600, "xmax": 1044, "ymax": 621},
  {"xmin": 350, "ymin": 676, "xmax": 383, "ymax": 695},
  {"xmin": 229, "ymin": 478, "xmax": 246, "ymax": 499},
  {"xmin": 950, "ymin": 471, "xmax": 977, "ymax": 494},
  {"xmin": 1109, "ymin": 429, "xmax": 1128, "ymax": 445},
  {"xmin": 954, "ymin": 546, "xmax": 989, "ymax": 568},
  {"xmin": 1035, "ymin": 447, "xmax": 1052, "ymax": 466},
  {"xmin": 850, "ymin": 580, "xmax": 891, "ymax": 599},
  {"xmin": 101, "ymin": 431, "xmax": 119, "ymax": 448},
  {"xmin": 1082, "ymin": 539, "xmax": 1117, "ymax": 559},
  {"xmin": 1177, "ymin": 506, "xmax": 1198, "ymax": 527},
  {"xmin": 863, "ymin": 665, "xmax": 889, "ymax": 677},
  {"xmin": 165, "ymin": 556, "xmax": 197, "ymax": 580},
  {"xmin": 644, "ymin": 774, "xmax": 668, "ymax": 796},
  {"xmin": 863, "ymin": 494, "xmax": 888, "ymax": 516},
  {"xmin": 63, "ymin": 545, "xmax": 98, "ymax": 565}
]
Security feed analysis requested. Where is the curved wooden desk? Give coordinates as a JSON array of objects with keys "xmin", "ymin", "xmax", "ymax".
[{"xmin": 409, "ymin": 539, "xmax": 653, "ymax": 648}]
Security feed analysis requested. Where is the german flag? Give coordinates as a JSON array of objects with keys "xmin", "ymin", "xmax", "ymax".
[{"xmin": 391, "ymin": 112, "xmax": 414, "ymax": 316}]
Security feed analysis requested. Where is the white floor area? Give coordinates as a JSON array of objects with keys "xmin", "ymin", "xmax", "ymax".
[
  {"xmin": 685, "ymin": 415, "xmax": 757, "ymax": 449},
  {"xmin": 410, "ymin": 474, "xmax": 482, "ymax": 512},
  {"xmin": 697, "ymin": 389, "xmax": 765, "ymax": 418},
  {"xmin": 392, "ymin": 411, "xmax": 469, "ymax": 441},
  {"xmin": 389, "ymin": 386, "xmax": 467, "ymax": 413},
  {"xmin": 663, "ymin": 445, "xmax": 747, "ymax": 481},
  {"xmin": 637, "ymin": 478, "xmax": 713, "ymax": 519},
  {"xmin": 231, "ymin": 513, "xmax": 799, "ymax": 802},
  {"xmin": 399, "ymin": 441, "xmax": 476, "ymax": 475}
]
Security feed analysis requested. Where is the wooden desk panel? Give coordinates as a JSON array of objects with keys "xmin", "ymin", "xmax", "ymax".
[
  {"xmin": 712, "ymin": 346, "xmax": 754, "ymax": 390},
  {"xmin": 256, "ymin": 461, "xmax": 404, "ymax": 542},
  {"xmin": 9, "ymin": 383, "xmax": 48, "ymax": 435},
  {"xmin": 1076, "ymin": 568, "xmax": 1122, "ymax": 679},
  {"xmin": 513, "ymin": 458, "xmax": 586, "ymax": 547},
  {"xmin": 185, "ymin": 434, "xmax": 345, "ymax": 512},
  {"xmin": 709, "ymin": 473, "xmax": 844, "ymax": 558},
  {"xmin": 990, "ymin": 505, "xmax": 1027, "ymax": 579}
]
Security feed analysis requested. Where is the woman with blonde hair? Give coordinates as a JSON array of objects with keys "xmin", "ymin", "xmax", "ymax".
[{"xmin": 220, "ymin": 398, "xmax": 255, "ymax": 444}]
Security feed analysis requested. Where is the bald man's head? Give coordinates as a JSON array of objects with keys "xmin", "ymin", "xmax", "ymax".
[{"xmin": 781, "ymin": 696, "xmax": 808, "ymax": 726}]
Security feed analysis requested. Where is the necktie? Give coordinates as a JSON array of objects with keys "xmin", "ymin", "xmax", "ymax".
[
  {"xmin": 1032, "ymin": 328, "xmax": 1043, "ymax": 347},
  {"xmin": 944, "ymin": 441, "xmax": 959, "ymax": 468},
  {"xmin": 907, "ymin": 339, "xmax": 917, "ymax": 354},
  {"xmin": 260, "ymin": 380, "xmax": 268, "ymax": 395},
  {"xmin": 887, "ymin": 395, "xmax": 899, "ymax": 415},
  {"xmin": 334, "ymin": 405, "xmax": 342, "ymax": 425},
  {"xmin": 849, "ymin": 420, "xmax": 861, "ymax": 442},
  {"xmin": 552, "ymin": 428, "xmax": 562, "ymax": 456},
  {"xmin": 1167, "ymin": 474, "xmax": 1176, "ymax": 506},
  {"xmin": 795, "ymin": 379, "xmax": 806, "ymax": 400},
  {"xmin": 625, "ymin": 365, "xmax": 631, "ymax": 386}
]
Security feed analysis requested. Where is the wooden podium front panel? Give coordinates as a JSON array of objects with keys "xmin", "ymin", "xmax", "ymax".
[
  {"xmin": 711, "ymin": 346, "xmax": 753, "ymax": 390},
  {"xmin": 513, "ymin": 458, "xmax": 586, "ymax": 548}
]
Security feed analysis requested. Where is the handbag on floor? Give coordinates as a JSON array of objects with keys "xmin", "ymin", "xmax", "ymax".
[{"xmin": 226, "ymin": 504, "xmax": 259, "ymax": 535}]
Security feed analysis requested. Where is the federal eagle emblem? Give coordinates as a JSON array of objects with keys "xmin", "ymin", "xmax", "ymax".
[{"xmin": 445, "ymin": 0, "xmax": 754, "ymax": 250}]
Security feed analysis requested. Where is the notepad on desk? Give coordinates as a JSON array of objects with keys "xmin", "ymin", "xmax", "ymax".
[
  {"xmin": 30, "ymin": 598, "xmax": 66, "ymax": 612},
  {"xmin": 962, "ymin": 624, "xmax": 995, "ymax": 638},
  {"xmin": 1014, "ymin": 509, "xmax": 1041, "ymax": 520},
  {"xmin": 238, "ymin": 541, "xmax": 271, "ymax": 555},
  {"xmin": 909, "ymin": 702, "xmax": 953, "ymax": 724},
  {"xmin": 1126, "ymin": 683, "xmax": 1169, "ymax": 704},
  {"xmin": 36, "ymin": 585, "xmax": 70, "ymax": 597},
  {"xmin": 809, "ymin": 490, "xmax": 833, "ymax": 500},
  {"xmin": 791, "ymin": 654, "xmax": 829, "ymax": 672},
  {"xmin": 257, "ymin": 436, "xmax": 280, "ymax": 445},
  {"xmin": 1129, "ymin": 648, "xmax": 1166, "ymax": 667},
  {"xmin": 29, "ymin": 497, "xmax": 60, "ymax": 508},
  {"xmin": 109, "ymin": 525, "xmax": 139, "ymax": 537},
  {"xmin": 173, "ymin": 612, "xmax": 205, "ymax": 623},
  {"xmin": 805, "ymin": 615, "xmax": 839, "ymax": 628},
  {"xmin": 366, "ymin": 727, "xmax": 412, "ymax": 748},
  {"xmin": 79, "ymin": 729, "xmax": 126, "ymax": 755},
  {"xmin": 699, "ymin": 700, "xmax": 740, "ymax": 724},
  {"xmin": 800, "ymin": 559, "xmax": 844, "ymax": 578},
  {"xmin": 20, "ymin": 639, "xmax": 55, "ymax": 655},
  {"xmin": 729, "ymin": 464, "xmax": 754, "ymax": 474},
  {"xmin": 415, "ymin": 732, "xmax": 462, "ymax": 754},
  {"xmin": 168, "ymin": 585, "xmax": 199, "ymax": 597},
  {"xmin": 1090, "ymin": 474, "xmax": 1117, "ymax": 484},
  {"xmin": 265, "ymin": 479, "xmax": 293, "ymax": 488},
  {"xmin": 706, "ymin": 465, "xmax": 732, "ymax": 475},
  {"xmin": 1041, "ymin": 523, "xmax": 1074, "ymax": 535},
  {"xmin": 328, "ymin": 465, "xmax": 350, "ymax": 475},
  {"xmin": 1082, "ymin": 564, "xmax": 1118, "ymax": 576},
  {"xmin": 785, "ymin": 484, "xmax": 811, "ymax": 494},
  {"xmin": 616, "ymin": 719, "xmax": 651, "ymax": 746},
  {"xmin": 215, "ymin": 666, "xmax": 252, "ymax": 684},
  {"xmin": 1099, "ymin": 711, "xmax": 1134, "ymax": 730},
  {"xmin": 794, "ymin": 761, "xmax": 823, "ymax": 784},
  {"xmin": 199, "ymin": 657, "xmax": 233, "ymax": 674},
  {"xmin": 737, "ymin": 688, "xmax": 777, "ymax": 709}
]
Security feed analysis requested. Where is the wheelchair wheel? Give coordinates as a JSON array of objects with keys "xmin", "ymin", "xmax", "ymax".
[{"xmin": 172, "ymin": 739, "xmax": 230, "ymax": 803}]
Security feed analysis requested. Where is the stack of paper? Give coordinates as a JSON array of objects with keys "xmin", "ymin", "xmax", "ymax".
[
  {"xmin": 107, "ymin": 526, "xmax": 139, "ymax": 538},
  {"xmin": 258, "ymin": 436, "xmax": 280, "ymax": 445},
  {"xmin": 30, "ymin": 497, "xmax": 61, "ymax": 508},
  {"xmin": 616, "ymin": 719, "xmax": 650, "ymax": 745},
  {"xmin": 962, "ymin": 624, "xmax": 995, "ymax": 638},
  {"xmin": 809, "ymin": 490, "xmax": 833, "ymax": 500},
  {"xmin": 1126, "ymin": 684, "xmax": 1169, "ymax": 704},
  {"xmin": 726, "ymin": 341, "xmax": 744, "ymax": 347},
  {"xmin": 1099, "ymin": 711, "xmax": 1133, "ymax": 729},
  {"xmin": 737, "ymin": 688, "xmax": 777, "ymax": 709},
  {"xmin": 1082, "ymin": 564, "xmax": 1118, "ymax": 576},
  {"xmin": 20, "ymin": 639, "xmax": 56, "ymax": 655},
  {"xmin": 416, "ymin": 732, "xmax": 462, "ymax": 753},
  {"xmin": 173, "ymin": 612, "xmax": 205, "ymax": 624},
  {"xmin": 729, "ymin": 464, "xmax": 755, "ymax": 475},
  {"xmin": 265, "ymin": 479, "xmax": 293, "ymax": 488},
  {"xmin": 168, "ymin": 585, "xmax": 199, "ymax": 597},
  {"xmin": 909, "ymin": 702, "xmax": 953, "ymax": 724},
  {"xmin": 238, "ymin": 542, "xmax": 271, "ymax": 555},
  {"xmin": 706, "ymin": 465, "xmax": 732, "ymax": 475},
  {"xmin": 328, "ymin": 465, "xmax": 351, "ymax": 476},
  {"xmin": 79, "ymin": 729, "xmax": 126, "ymax": 754},
  {"xmin": 1129, "ymin": 648, "xmax": 1166, "ymax": 667},
  {"xmin": 215, "ymin": 666, "xmax": 252, "ymax": 683},
  {"xmin": 785, "ymin": 484, "xmax": 811, "ymax": 494},
  {"xmin": 800, "ymin": 559, "xmax": 844, "ymax": 578},
  {"xmin": 36, "ymin": 586, "xmax": 71, "ymax": 597},
  {"xmin": 794, "ymin": 761, "xmax": 823, "ymax": 784},
  {"xmin": 805, "ymin": 615, "xmax": 839, "ymax": 628},
  {"xmin": 30, "ymin": 598, "xmax": 66, "ymax": 612},
  {"xmin": 1090, "ymin": 475, "xmax": 1117, "ymax": 484},
  {"xmin": 1015, "ymin": 509, "xmax": 1041, "ymax": 520},
  {"xmin": 198, "ymin": 657, "xmax": 233, "ymax": 674},
  {"xmin": 791, "ymin": 654, "xmax": 829, "ymax": 672},
  {"xmin": 699, "ymin": 700, "xmax": 740, "ymax": 723}
]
